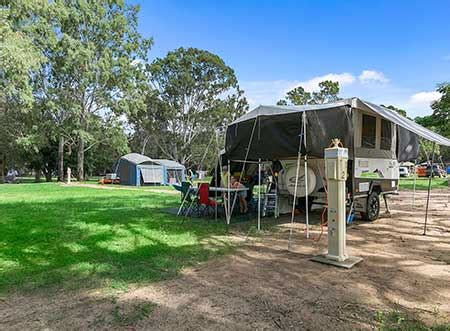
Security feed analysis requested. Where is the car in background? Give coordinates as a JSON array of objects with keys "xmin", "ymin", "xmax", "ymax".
[
  {"xmin": 399, "ymin": 166, "xmax": 409, "ymax": 177},
  {"xmin": 416, "ymin": 165, "xmax": 427, "ymax": 177},
  {"xmin": 425, "ymin": 164, "xmax": 446, "ymax": 178}
]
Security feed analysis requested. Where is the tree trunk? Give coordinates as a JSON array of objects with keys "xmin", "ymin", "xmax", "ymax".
[
  {"xmin": 34, "ymin": 168, "xmax": 41, "ymax": 182},
  {"xmin": 43, "ymin": 166, "xmax": 52, "ymax": 182},
  {"xmin": 77, "ymin": 137, "xmax": 85, "ymax": 181},
  {"xmin": 58, "ymin": 135, "xmax": 64, "ymax": 181},
  {"xmin": 0, "ymin": 155, "xmax": 4, "ymax": 183}
]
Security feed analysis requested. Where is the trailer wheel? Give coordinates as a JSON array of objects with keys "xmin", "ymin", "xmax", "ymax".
[
  {"xmin": 298, "ymin": 197, "xmax": 314, "ymax": 212},
  {"xmin": 361, "ymin": 191, "xmax": 380, "ymax": 221}
]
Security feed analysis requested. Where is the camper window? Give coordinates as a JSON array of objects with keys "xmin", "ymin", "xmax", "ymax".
[
  {"xmin": 380, "ymin": 119, "xmax": 392, "ymax": 150},
  {"xmin": 362, "ymin": 114, "xmax": 376, "ymax": 148}
]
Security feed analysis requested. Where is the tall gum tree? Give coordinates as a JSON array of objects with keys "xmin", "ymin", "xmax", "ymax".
[
  {"xmin": 137, "ymin": 47, "xmax": 248, "ymax": 165},
  {"xmin": 51, "ymin": 0, "xmax": 152, "ymax": 180},
  {"xmin": 0, "ymin": 2, "xmax": 45, "ymax": 179}
]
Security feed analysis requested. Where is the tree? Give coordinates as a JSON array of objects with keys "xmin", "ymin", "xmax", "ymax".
[
  {"xmin": 415, "ymin": 83, "xmax": 450, "ymax": 161},
  {"xmin": 430, "ymin": 83, "xmax": 450, "ymax": 137},
  {"xmin": 82, "ymin": 117, "xmax": 130, "ymax": 177},
  {"xmin": 0, "ymin": 5, "xmax": 43, "ymax": 111},
  {"xmin": 277, "ymin": 80, "xmax": 340, "ymax": 105},
  {"xmin": 138, "ymin": 47, "xmax": 248, "ymax": 165},
  {"xmin": 0, "ymin": 2, "xmax": 47, "ymax": 180},
  {"xmin": 48, "ymin": 1, "xmax": 152, "ymax": 180}
]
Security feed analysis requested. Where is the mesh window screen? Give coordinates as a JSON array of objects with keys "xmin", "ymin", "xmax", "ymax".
[
  {"xmin": 380, "ymin": 119, "xmax": 392, "ymax": 150},
  {"xmin": 362, "ymin": 114, "xmax": 376, "ymax": 148}
]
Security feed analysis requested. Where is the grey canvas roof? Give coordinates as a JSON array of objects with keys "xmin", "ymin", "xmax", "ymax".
[
  {"xmin": 121, "ymin": 153, "xmax": 154, "ymax": 165},
  {"xmin": 120, "ymin": 153, "xmax": 185, "ymax": 168},
  {"xmin": 231, "ymin": 97, "xmax": 450, "ymax": 146},
  {"xmin": 154, "ymin": 159, "xmax": 185, "ymax": 169}
]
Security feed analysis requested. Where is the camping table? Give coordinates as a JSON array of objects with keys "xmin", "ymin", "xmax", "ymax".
[
  {"xmin": 178, "ymin": 186, "xmax": 249, "ymax": 218},
  {"xmin": 208, "ymin": 187, "xmax": 249, "ymax": 193},
  {"xmin": 208, "ymin": 187, "xmax": 249, "ymax": 221}
]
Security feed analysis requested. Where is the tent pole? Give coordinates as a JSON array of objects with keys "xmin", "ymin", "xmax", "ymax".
[
  {"xmin": 288, "ymin": 114, "xmax": 304, "ymax": 251},
  {"xmin": 288, "ymin": 151, "xmax": 302, "ymax": 250},
  {"xmin": 412, "ymin": 158, "xmax": 417, "ymax": 209},
  {"xmin": 303, "ymin": 112, "xmax": 309, "ymax": 239},
  {"xmin": 227, "ymin": 159, "xmax": 231, "ymax": 227},
  {"xmin": 230, "ymin": 118, "xmax": 258, "ymax": 218},
  {"xmin": 304, "ymin": 154, "xmax": 309, "ymax": 238},
  {"xmin": 258, "ymin": 158, "xmax": 261, "ymax": 231},
  {"xmin": 215, "ymin": 130, "xmax": 219, "ymax": 223},
  {"xmin": 423, "ymin": 142, "xmax": 435, "ymax": 236}
]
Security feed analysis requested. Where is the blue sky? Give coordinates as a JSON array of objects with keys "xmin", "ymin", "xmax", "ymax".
[{"xmin": 133, "ymin": 0, "xmax": 450, "ymax": 117}]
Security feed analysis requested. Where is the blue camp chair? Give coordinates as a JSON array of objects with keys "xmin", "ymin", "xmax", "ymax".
[{"xmin": 177, "ymin": 181, "xmax": 196, "ymax": 216}]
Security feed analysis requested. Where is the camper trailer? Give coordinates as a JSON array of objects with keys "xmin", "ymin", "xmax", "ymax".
[{"xmin": 223, "ymin": 98, "xmax": 450, "ymax": 221}]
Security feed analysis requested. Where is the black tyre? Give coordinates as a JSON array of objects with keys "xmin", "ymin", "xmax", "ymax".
[
  {"xmin": 298, "ymin": 197, "xmax": 314, "ymax": 211},
  {"xmin": 361, "ymin": 191, "xmax": 380, "ymax": 221}
]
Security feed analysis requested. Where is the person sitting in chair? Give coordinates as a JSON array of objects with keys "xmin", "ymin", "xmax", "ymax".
[{"xmin": 230, "ymin": 176, "xmax": 248, "ymax": 213}]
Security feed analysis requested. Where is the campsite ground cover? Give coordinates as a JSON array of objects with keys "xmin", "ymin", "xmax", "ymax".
[
  {"xmin": 0, "ymin": 183, "xmax": 234, "ymax": 295},
  {"xmin": 399, "ymin": 177, "xmax": 448, "ymax": 190},
  {"xmin": 1, "ymin": 184, "xmax": 449, "ymax": 330}
]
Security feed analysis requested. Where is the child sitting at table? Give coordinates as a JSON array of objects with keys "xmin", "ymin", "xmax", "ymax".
[{"xmin": 230, "ymin": 176, "xmax": 248, "ymax": 213}]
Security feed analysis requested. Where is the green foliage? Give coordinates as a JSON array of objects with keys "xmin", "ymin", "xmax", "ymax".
[
  {"xmin": 132, "ymin": 47, "xmax": 248, "ymax": 165},
  {"xmin": 431, "ymin": 83, "xmax": 450, "ymax": 137},
  {"xmin": 375, "ymin": 310, "xmax": 450, "ymax": 331},
  {"xmin": 277, "ymin": 80, "xmax": 341, "ymax": 105},
  {"xmin": 1, "ymin": 1, "xmax": 153, "ymax": 179},
  {"xmin": 46, "ymin": 0, "xmax": 152, "ymax": 179},
  {"xmin": 0, "ymin": 183, "xmax": 234, "ymax": 294},
  {"xmin": 415, "ymin": 83, "xmax": 450, "ymax": 161},
  {"xmin": 83, "ymin": 117, "xmax": 130, "ymax": 176},
  {"xmin": 0, "ymin": 4, "xmax": 44, "ymax": 110},
  {"xmin": 417, "ymin": 138, "xmax": 440, "ymax": 161},
  {"xmin": 0, "ymin": 1, "xmax": 52, "ymax": 175}
]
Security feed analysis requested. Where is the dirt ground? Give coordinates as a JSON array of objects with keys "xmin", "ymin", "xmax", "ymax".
[{"xmin": 1, "ymin": 189, "xmax": 449, "ymax": 330}]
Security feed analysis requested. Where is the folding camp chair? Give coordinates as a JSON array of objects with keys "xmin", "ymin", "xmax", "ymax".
[
  {"xmin": 196, "ymin": 183, "xmax": 217, "ymax": 217},
  {"xmin": 177, "ymin": 181, "xmax": 196, "ymax": 216}
]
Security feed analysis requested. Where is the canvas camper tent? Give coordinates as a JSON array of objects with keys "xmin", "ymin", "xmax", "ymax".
[
  {"xmin": 115, "ymin": 153, "xmax": 185, "ymax": 186},
  {"xmin": 222, "ymin": 97, "xmax": 450, "ymax": 229}
]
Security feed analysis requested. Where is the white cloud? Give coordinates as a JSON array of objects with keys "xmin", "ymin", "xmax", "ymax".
[
  {"xmin": 291, "ymin": 72, "xmax": 356, "ymax": 92},
  {"xmin": 358, "ymin": 70, "xmax": 389, "ymax": 84},
  {"xmin": 409, "ymin": 91, "xmax": 441, "ymax": 105},
  {"xmin": 240, "ymin": 70, "xmax": 438, "ymax": 118},
  {"xmin": 241, "ymin": 72, "xmax": 359, "ymax": 109},
  {"xmin": 442, "ymin": 54, "xmax": 450, "ymax": 61}
]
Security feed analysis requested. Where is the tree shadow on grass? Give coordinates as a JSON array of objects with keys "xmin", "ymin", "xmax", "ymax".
[{"xmin": 0, "ymin": 192, "xmax": 234, "ymax": 294}]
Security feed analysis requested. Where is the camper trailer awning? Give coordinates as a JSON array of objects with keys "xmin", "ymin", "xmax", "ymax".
[
  {"xmin": 230, "ymin": 98, "xmax": 450, "ymax": 147},
  {"xmin": 225, "ymin": 97, "xmax": 450, "ymax": 162},
  {"xmin": 358, "ymin": 100, "xmax": 450, "ymax": 147}
]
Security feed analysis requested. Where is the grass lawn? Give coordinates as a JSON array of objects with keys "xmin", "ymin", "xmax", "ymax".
[
  {"xmin": 0, "ymin": 183, "xmax": 233, "ymax": 295},
  {"xmin": 399, "ymin": 177, "xmax": 449, "ymax": 190}
]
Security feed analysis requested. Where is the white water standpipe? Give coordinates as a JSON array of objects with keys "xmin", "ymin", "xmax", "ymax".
[{"xmin": 311, "ymin": 138, "xmax": 362, "ymax": 268}]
